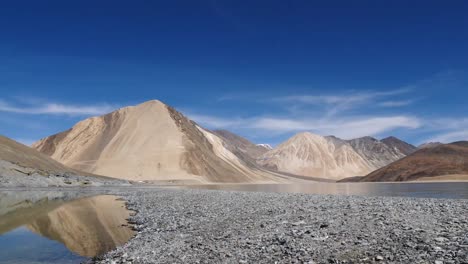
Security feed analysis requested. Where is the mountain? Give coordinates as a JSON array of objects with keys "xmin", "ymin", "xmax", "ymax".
[
  {"xmin": 350, "ymin": 141, "xmax": 468, "ymax": 182},
  {"xmin": 257, "ymin": 132, "xmax": 373, "ymax": 180},
  {"xmin": 0, "ymin": 135, "xmax": 116, "ymax": 187},
  {"xmin": 418, "ymin": 142, "xmax": 443, "ymax": 149},
  {"xmin": 257, "ymin": 133, "xmax": 411, "ymax": 180},
  {"xmin": 0, "ymin": 135, "xmax": 80, "ymax": 175},
  {"xmin": 346, "ymin": 136, "xmax": 406, "ymax": 168},
  {"xmin": 33, "ymin": 100, "xmax": 289, "ymax": 184},
  {"xmin": 212, "ymin": 130, "xmax": 270, "ymax": 159},
  {"xmin": 381, "ymin": 136, "xmax": 417, "ymax": 155},
  {"xmin": 257, "ymin": 144, "xmax": 273, "ymax": 150}
]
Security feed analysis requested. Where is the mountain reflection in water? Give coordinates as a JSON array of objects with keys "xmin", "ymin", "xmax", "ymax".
[{"xmin": 0, "ymin": 192, "xmax": 135, "ymax": 263}]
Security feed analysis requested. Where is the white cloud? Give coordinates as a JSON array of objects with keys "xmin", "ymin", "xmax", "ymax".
[
  {"xmin": 0, "ymin": 99, "xmax": 115, "ymax": 116},
  {"xmin": 274, "ymin": 89, "xmax": 410, "ymax": 105},
  {"xmin": 189, "ymin": 112, "xmax": 421, "ymax": 140},
  {"xmin": 423, "ymin": 118, "xmax": 468, "ymax": 143},
  {"xmin": 428, "ymin": 130, "xmax": 468, "ymax": 143},
  {"xmin": 378, "ymin": 100, "xmax": 414, "ymax": 107},
  {"xmin": 269, "ymin": 88, "xmax": 412, "ymax": 117}
]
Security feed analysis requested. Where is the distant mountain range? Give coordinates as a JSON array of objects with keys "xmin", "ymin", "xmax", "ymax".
[
  {"xmin": 1, "ymin": 99, "xmax": 465, "ymax": 185},
  {"xmin": 343, "ymin": 141, "xmax": 468, "ymax": 182},
  {"xmin": 256, "ymin": 132, "xmax": 416, "ymax": 180}
]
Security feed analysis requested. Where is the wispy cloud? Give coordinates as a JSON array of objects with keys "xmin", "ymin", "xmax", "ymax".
[
  {"xmin": 378, "ymin": 100, "xmax": 414, "ymax": 107},
  {"xmin": 274, "ymin": 88, "xmax": 410, "ymax": 106},
  {"xmin": 428, "ymin": 130, "xmax": 468, "ymax": 143},
  {"xmin": 189, "ymin": 88, "xmax": 423, "ymax": 140},
  {"xmin": 187, "ymin": 113, "xmax": 248, "ymax": 128},
  {"xmin": 0, "ymin": 99, "xmax": 115, "ymax": 116},
  {"xmin": 423, "ymin": 118, "xmax": 468, "ymax": 143},
  {"xmin": 263, "ymin": 88, "xmax": 413, "ymax": 118},
  {"xmin": 188, "ymin": 112, "xmax": 421, "ymax": 140}
]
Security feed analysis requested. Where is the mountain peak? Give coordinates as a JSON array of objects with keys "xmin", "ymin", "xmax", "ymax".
[
  {"xmin": 135, "ymin": 99, "xmax": 165, "ymax": 108},
  {"xmin": 291, "ymin": 132, "xmax": 324, "ymax": 141}
]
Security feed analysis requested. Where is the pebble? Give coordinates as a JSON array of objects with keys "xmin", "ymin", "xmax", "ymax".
[{"xmin": 92, "ymin": 188, "xmax": 468, "ymax": 264}]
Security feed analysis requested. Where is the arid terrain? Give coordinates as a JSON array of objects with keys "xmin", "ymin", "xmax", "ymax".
[{"xmin": 346, "ymin": 141, "xmax": 468, "ymax": 182}]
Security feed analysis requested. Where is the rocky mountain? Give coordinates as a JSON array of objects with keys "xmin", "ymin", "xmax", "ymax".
[
  {"xmin": 257, "ymin": 144, "xmax": 273, "ymax": 150},
  {"xmin": 346, "ymin": 136, "xmax": 406, "ymax": 168},
  {"xmin": 349, "ymin": 141, "xmax": 468, "ymax": 182},
  {"xmin": 212, "ymin": 130, "xmax": 270, "ymax": 159},
  {"xmin": 381, "ymin": 136, "xmax": 417, "ymax": 155},
  {"xmin": 33, "ymin": 100, "xmax": 289, "ymax": 184},
  {"xmin": 257, "ymin": 132, "xmax": 411, "ymax": 180}
]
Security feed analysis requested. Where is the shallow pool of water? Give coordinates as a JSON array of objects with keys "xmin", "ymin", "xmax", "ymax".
[
  {"xmin": 0, "ymin": 191, "xmax": 135, "ymax": 264},
  {"xmin": 182, "ymin": 182, "xmax": 468, "ymax": 199}
]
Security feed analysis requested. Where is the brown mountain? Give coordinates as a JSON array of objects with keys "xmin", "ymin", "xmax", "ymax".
[
  {"xmin": 33, "ymin": 100, "xmax": 290, "ymax": 184},
  {"xmin": 351, "ymin": 141, "xmax": 468, "ymax": 182},
  {"xmin": 381, "ymin": 136, "xmax": 417, "ymax": 155}
]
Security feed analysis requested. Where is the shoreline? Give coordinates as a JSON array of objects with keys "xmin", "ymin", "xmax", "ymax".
[{"xmin": 94, "ymin": 188, "xmax": 468, "ymax": 264}]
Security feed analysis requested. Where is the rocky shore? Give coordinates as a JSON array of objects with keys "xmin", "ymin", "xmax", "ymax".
[{"xmin": 95, "ymin": 188, "xmax": 468, "ymax": 264}]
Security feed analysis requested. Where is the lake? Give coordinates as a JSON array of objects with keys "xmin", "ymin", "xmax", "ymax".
[
  {"xmin": 180, "ymin": 182, "xmax": 468, "ymax": 199},
  {"xmin": 0, "ymin": 191, "xmax": 135, "ymax": 264}
]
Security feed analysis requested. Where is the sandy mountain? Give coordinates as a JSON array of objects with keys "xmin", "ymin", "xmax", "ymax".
[
  {"xmin": 0, "ymin": 135, "xmax": 117, "ymax": 187},
  {"xmin": 0, "ymin": 135, "xmax": 80, "ymax": 175},
  {"xmin": 350, "ymin": 141, "xmax": 468, "ymax": 182},
  {"xmin": 381, "ymin": 136, "xmax": 417, "ymax": 155},
  {"xmin": 33, "ymin": 100, "xmax": 288, "ymax": 184},
  {"xmin": 257, "ymin": 132, "xmax": 373, "ymax": 180},
  {"xmin": 212, "ymin": 130, "xmax": 270, "ymax": 159},
  {"xmin": 258, "ymin": 133, "xmax": 412, "ymax": 180}
]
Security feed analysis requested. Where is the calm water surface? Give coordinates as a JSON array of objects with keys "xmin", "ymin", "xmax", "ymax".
[
  {"xmin": 0, "ymin": 191, "xmax": 135, "ymax": 264},
  {"xmin": 182, "ymin": 182, "xmax": 468, "ymax": 199}
]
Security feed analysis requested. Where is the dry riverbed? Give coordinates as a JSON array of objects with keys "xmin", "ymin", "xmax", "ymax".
[{"xmin": 94, "ymin": 188, "xmax": 468, "ymax": 264}]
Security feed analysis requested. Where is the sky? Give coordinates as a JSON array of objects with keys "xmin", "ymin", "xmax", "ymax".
[{"xmin": 0, "ymin": 0, "xmax": 467, "ymax": 146}]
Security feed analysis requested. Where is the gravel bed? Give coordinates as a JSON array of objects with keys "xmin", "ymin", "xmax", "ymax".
[{"xmin": 94, "ymin": 188, "xmax": 468, "ymax": 264}]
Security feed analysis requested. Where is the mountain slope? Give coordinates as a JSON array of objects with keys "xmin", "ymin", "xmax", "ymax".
[
  {"xmin": 381, "ymin": 136, "xmax": 417, "ymax": 155},
  {"xmin": 355, "ymin": 141, "xmax": 468, "ymax": 182},
  {"xmin": 0, "ymin": 135, "xmax": 80, "ymax": 174},
  {"xmin": 418, "ymin": 142, "xmax": 443, "ymax": 149},
  {"xmin": 346, "ymin": 136, "xmax": 406, "ymax": 168},
  {"xmin": 0, "ymin": 135, "xmax": 120, "ymax": 187},
  {"xmin": 33, "ymin": 100, "xmax": 288, "ymax": 184},
  {"xmin": 212, "ymin": 130, "xmax": 270, "ymax": 159},
  {"xmin": 258, "ymin": 133, "xmax": 412, "ymax": 180},
  {"xmin": 257, "ymin": 132, "xmax": 373, "ymax": 180}
]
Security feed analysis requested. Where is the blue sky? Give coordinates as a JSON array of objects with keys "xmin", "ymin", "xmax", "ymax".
[{"xmin": 0, "ymin": 0, "xmax": 467, "ymax": 146}]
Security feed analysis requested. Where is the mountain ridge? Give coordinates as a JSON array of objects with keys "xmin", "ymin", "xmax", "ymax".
[
  {"xmin": 33, "ymin": 100, "xmax": 290, "ymax": 184},
  {"xmin": 257, "ymin": 132, "xmax": 412, "ymax": 180},
  {"xmin": 346, "ymin": 141, "xmax": 468, "ymax": 182}
]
